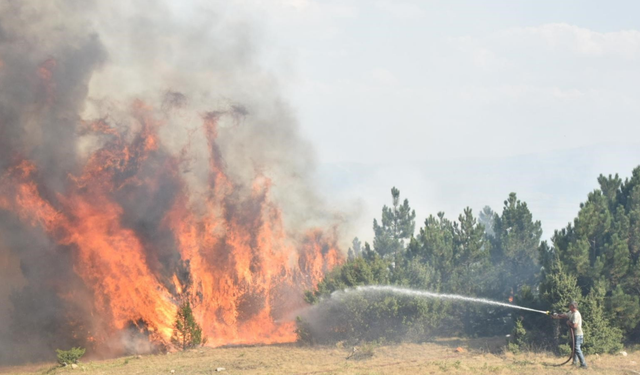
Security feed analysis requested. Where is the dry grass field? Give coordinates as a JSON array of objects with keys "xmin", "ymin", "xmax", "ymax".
[{"xmin": 2, "ymin": 338, "xmax": 639, "ymax": 375}]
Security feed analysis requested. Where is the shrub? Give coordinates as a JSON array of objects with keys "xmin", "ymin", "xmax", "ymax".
[
  {"xmin": 507, "ymin": 319, "xmax": 527, "ymax": 354},
  {"xmin": 557, "ymin": 343, "xmax": 572, "ymax": 357},
  {"xmin": 347, "ymin": 342, "xmax": 376, "ymax": 360},
  {"xmin": 295, "ymin": 316, "xmax": 314, "ymax": 345},
  {"xmin": 507, "ymin": 342, "xmax": 521, "ymax": 354},
  {"xmin": 297, "ymin": 288, "xmax": 447, "ymax": 345},
  {"xmin": 56, "ymin": 347, "xmax": 86, "ymax": 366}
]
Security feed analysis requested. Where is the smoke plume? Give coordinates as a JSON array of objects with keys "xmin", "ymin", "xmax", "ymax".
[{"xmin": 0, "ymin": 0, "xmax": 342, "ymax": 364}]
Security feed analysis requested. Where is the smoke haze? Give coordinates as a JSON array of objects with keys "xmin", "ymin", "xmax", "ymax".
[{"xmin": 0, "ymin": 0, "xmax": 343, "ymax": 364}]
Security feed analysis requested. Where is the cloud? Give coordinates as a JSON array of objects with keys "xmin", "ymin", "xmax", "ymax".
[
  {"xmin": 445, "ymin": 23, "xmax": 640, "ymax": 106},
  {"xmin": 247, "ymin": 0, "xmax": 358, "ymax": 20},
  {"xmin": 455, "ymin": 85, "xmax": 633, "ymax": 107},
  {"xmin": 375, "ymin": 0, "xmax": 425, "ymax": 19},
  {"xmin": 502, "ymin": 23, "xmax": 640, "ymax": 58},
  {"xmin": 451, "ymin": 23, "xmax": 640, "ymax": 61},
  {"xmin": 367, "ymin": 68, "xmax": 398, "ymax": 85}
]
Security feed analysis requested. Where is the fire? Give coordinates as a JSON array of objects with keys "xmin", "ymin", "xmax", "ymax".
[{"xmin": 0, "ymin": 59, "xmax": 342, "ymax": 356}]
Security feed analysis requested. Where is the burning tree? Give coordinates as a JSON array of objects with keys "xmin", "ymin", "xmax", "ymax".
[
  {"xmin": 0, "ymin": 0, "xmax": 343, "ymax": 363},
  {"xmin": 171, "ymin": 301, "xmax": 203, "ymax": 351}
]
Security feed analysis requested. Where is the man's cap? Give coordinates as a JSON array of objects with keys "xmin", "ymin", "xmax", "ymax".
[{"xmin": 569, "ymin": 301, "xmax": 578, "ymax": 308}]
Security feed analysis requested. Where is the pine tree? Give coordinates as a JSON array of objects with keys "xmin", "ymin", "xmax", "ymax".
[
  {"xmin": 348, "ymin": 237, "xmax": 363, "ymax": 261},
  {"xmin": 407, "ymin": 212, "xmax": 455, "ymax": 286},
  {"xmin": 312, "ymin": 255, "xmax": 392, "ymax": 298},
  {"xmin": 347, "ymin": 248, "xmax": 355, "ymax": 261},
  {"xmin": 569, "ymin": 190, "xmax": 612, "ymax": 275},
  {"xmin": 373, "ymin": 187, "xmax": 416, "ymax": 257},
  {"xmin": 352, "ymin": 237, "xmax": 362, "ymax": 257},
  {"xmin": 580, "ymin": 281, "xmax": 623, "ymax": 354},
  {"xmin": 490, "ymin": 193, "xmax": 542, "ymax": 297},
  {"xmin": 540, "ymin": 260, "xmax": 581, "ymax": 314},
  {"xmin": 606, "ymin": 233, "xmax": 630, "ymax": 287},
  {"xmin": 627, "ymin": 184, "xmax": 640, "ymax": 260},
  {"xmin": 171, "ymin": 300, "xmax": 203, "ymax": 350},
  {"xmin": 455, "ymin": 208, "xmax": 489, "ymax": 270},
  {"xmin": 478, "ymin": 206, "xmax": 495, "ymax": 237},
  {"xmin": 597, "ymin": 173, "xmax": 622, "ymax": 207},
  {"xmin": 553, "ymin": 166, "xmax": 640, "ymax": 340},
  {"xmin": 362, "ymin": 242, "xmax": 378, "ymax": 261},
  {"xmin": 508, "ymin": 318, "xmax": 527, "ymax": 354},
  {"xmin": 539, "ymin": 260, "xmax": 582, "ymax": 350}
]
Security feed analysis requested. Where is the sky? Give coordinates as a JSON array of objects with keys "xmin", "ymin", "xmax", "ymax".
[{"xmin": 199, "ymin": 1, "xmax": 640, "ymax": 242}]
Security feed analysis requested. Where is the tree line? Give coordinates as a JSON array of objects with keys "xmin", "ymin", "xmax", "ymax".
[{"xmin": 297, "ymin": 167, "xmax": 640, "ymax": 354}]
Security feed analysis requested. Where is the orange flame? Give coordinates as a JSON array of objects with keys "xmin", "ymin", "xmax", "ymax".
[{"xmin": 0, "ymin": 63, "xmax": 342, "ymax": 356}]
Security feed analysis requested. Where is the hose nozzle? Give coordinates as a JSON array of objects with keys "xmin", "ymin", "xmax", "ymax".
[{"xmin": 545, "ymin": 311, "xmax": 550, "ymax": 315}]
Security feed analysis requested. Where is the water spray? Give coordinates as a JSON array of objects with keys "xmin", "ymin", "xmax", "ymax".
[
  {"xmin": 334, "ymin": 286, "xmax": 577, "ymax": 366},
  {"xmin": 337, "ymin": 286, "xmax": 550, "ymax": 315}
]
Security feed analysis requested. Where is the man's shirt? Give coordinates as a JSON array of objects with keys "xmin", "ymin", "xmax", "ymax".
[{"xmin": 567, "ymin": 310, "xmax": 583, "ymax": 336}]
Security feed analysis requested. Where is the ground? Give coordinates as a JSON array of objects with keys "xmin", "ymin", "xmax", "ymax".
[{"xmin": 2, "ymin": 338, "xmax": 639, "ymax": 375}]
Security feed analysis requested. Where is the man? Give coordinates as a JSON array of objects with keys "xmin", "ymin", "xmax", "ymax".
[{"xmin": 552, "ymin": 301, "xmax": 588, "ymax": 368}]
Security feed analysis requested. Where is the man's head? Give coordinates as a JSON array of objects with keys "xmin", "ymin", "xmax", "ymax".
[{"xmin": 568, "ymin": 301, "xmax": 578, "ymax": 311}]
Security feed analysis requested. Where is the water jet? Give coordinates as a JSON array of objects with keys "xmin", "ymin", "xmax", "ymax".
[{"xmin": 332, "ymin": 285, "xmax": 550, "ymax": 315}]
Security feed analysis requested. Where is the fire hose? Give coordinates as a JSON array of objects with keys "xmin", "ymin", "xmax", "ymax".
[
  {"xmin": 546, "ymin": 311, "xmax": 575, "ymax": 367},
  {"xmin": 555, "ymin": 326, "xmax": 575, "ymax": 366}
]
